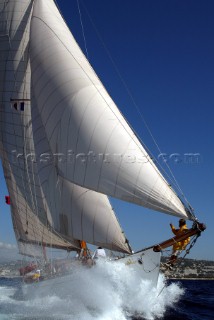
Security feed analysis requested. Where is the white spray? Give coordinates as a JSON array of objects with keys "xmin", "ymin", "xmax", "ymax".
[{"xmin": 0, "ymin": 261, "xmax": 184, "ymax": 320}]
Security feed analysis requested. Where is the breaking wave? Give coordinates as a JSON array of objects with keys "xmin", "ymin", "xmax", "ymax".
[{"xmin": 0, "ymin": 260, "xmax": 184, "ymax": 319}]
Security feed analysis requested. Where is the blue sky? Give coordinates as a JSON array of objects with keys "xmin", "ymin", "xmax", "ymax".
[{"xmin": 0, "ymin": 0, "xmax": 213, "ymax": 260}]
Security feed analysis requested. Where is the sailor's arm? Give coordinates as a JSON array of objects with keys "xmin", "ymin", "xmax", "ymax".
[{"xmin": 170, "ymin": 223, "xmax": 178, "ymax": 235}]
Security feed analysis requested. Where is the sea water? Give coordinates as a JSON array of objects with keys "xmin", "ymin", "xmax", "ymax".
[{"xmin": 0, "ymin": 260, "xmax": 213, "ymax": 320}]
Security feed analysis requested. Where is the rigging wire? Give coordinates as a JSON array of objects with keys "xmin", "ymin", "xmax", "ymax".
[
  {"xmin": 161, "ymin": 233, "xmax": 201, "ymax": 270},
  {"xmin": 33, "ymin": 2, "xmax": 194, "ymax": 219},
  {"xmin": 77, "ymin": 0, "xmax": 89, "ymax": 60},
  {"xmin": 78, "ymin": 0, "xmax": 195, "ymax": 218}
]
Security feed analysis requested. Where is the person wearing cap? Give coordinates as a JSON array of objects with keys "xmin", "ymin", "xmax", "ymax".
[{"xmin": 167, "ymin": 219, "xmax": 190, "ymax": 268}]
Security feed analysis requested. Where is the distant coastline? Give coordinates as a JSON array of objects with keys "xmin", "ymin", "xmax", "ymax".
[
  {"xmin": 0, "ymin": 257, "xmax": 214, "ymax": 280},
  {"xmin": 168, "ymin": 277, "xmax": 214, "ymax": 280},
  {"xmin": 161, "ymin": 257, "xmax": 214, "ymax": 280}
]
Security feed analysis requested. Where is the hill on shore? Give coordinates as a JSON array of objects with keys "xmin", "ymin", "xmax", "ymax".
[{"xmin": 161, "ymin": 256, "xmax": 214, "ymax": 279}]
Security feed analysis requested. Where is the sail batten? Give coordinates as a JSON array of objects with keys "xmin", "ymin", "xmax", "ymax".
[{"xmin": 30, "ymin": 0, "xmax": 189, "ymax": 220}]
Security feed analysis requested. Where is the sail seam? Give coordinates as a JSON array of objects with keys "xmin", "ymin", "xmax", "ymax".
[{"xmin": 30, "ymin": 14, "xmax": 188, "ymax": 216}]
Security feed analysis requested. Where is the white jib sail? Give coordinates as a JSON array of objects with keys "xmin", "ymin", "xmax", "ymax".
[
  {"xmin": 31, "ymin": 96, "xmax": 131, "ymax": 253},
  {"xmin": 30, "ymin": 0, "xmax": 189, "ymax": 219}
]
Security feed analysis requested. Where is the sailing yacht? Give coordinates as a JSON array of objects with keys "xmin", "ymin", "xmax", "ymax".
[{"xmin": 0, "ymin": 0, "xmax": 205, "ymax": 286}]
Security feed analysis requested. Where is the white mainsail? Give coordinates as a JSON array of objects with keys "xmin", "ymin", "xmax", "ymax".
[
  {"xmin": 17, "ymin": 241, "xmax": 43, "ymax": 259},
  {"xmin": 0, "ymin": 0, "xmax": 205, "ymax": 290},
  {"xmin": 0, "ymin": 0, "xmax": 131, "ymax": 254},
  {"xmin": 0, "ymin": 0, "xmax": 79, "ymax": 251},
  {"xmin": 30, "ymin": 0, "xmax": 190, "ymax": 219},
  {"xmin": 2, "ymin": 147, "xmax": 78, "ymax": 251}
]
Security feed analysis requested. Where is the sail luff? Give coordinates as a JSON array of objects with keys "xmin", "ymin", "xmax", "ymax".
[{"xmin": 30, "ymin": 0, "xmax": 189, "ymax": 219}]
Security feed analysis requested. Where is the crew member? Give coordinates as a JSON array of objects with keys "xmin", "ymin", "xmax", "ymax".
[
  {"xmin": 168, "ymin": 219, "xmax": 190, "ymax": 268},
  {"xmin": 92, "ymin": 247, "xmax": 106, "ymax": 259},
  {"xmin": 32, "ymin": 269, "xmax": 41, "ymax": 281}
]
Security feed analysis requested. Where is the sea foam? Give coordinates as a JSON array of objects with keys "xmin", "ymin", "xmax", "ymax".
[{"xmin": 0, "ymin": 260, "xmax": 184, "ymax": 319}]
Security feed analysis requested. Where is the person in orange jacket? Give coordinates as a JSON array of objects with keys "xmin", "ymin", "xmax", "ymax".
[{"xmin": 167, "ymin": 219, "xmax": 190, "ymax": 268}]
